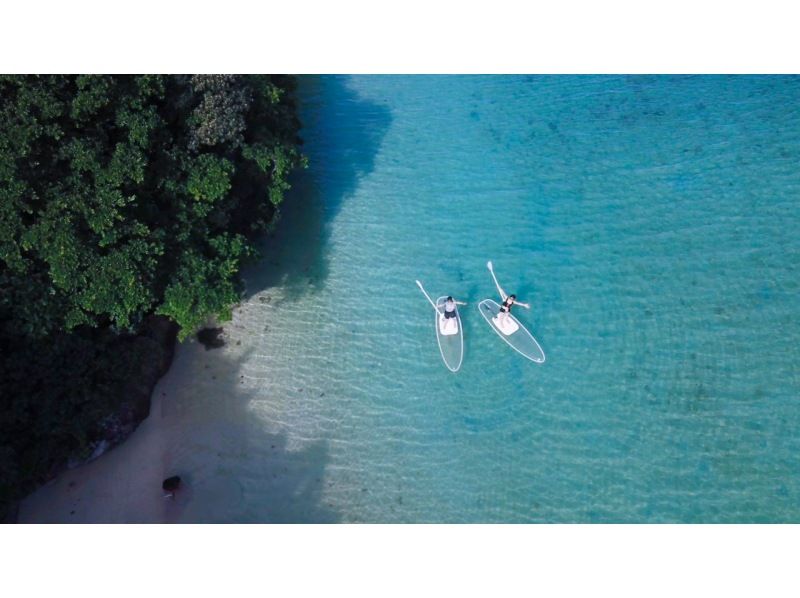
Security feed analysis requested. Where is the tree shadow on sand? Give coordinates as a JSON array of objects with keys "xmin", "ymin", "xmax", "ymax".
[
  {"xmin": 19, "ymin": 77, "xmax": 389, "ymax": 524},
  {"xmin": 161, "ymin": 76, "xmax": 394, "ymax": 523},
  {"xmin": 18, "ymin": 338, "xmax": 340, "ymax": 523},
  {"xmin": 159, "ymin": 342, "xmax": 340, "ymax": 523},
  {"xmin": 241, "ymin": 75, "xmax": 393, "ymax": 302}
]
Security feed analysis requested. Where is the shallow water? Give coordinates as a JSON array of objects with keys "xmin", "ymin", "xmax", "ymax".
[
  {"xmin": 228, "ymin": 75, "xmax": 800, "ymax": 522},
  {"xmin": 29, "ymin": 75, "xmax": 800, "ymax": 523}
]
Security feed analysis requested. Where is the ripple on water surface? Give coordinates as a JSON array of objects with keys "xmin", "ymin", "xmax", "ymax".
[{"xmin": 164, "ymin": 76, "xmax": 800, "ymax": 522}]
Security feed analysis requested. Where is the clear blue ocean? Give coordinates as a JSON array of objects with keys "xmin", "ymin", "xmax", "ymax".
[{"xmin": 171, "ymin": 76, "xmax": 800, "ymax": 522}]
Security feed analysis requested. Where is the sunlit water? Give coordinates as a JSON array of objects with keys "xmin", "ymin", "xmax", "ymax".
[{"xmin": 42, "ymin": 75, "xmax": 800, "ymax": 523}]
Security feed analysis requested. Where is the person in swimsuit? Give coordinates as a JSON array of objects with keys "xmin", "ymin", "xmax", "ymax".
[
  {"xmin": 442, "ymin": 296, "xmax": 467, "ymax": 330},
  {"xmin": 497, "ymin": 293, "xmax": 530, "ymax": 327}
]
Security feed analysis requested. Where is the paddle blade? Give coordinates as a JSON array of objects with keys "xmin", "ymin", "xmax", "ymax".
[{"xmin": 487, "ymin": 260, "xmax": 493, "ymax": 271}]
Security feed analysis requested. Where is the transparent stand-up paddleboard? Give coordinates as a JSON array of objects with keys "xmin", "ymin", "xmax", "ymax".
[
  {"xmin": 436, "ymin": 296, "xmax": 464, "ymax": 372},
  {"xmin": 478, "ymin": 299, "xmax": 545, "ymax": 363}
]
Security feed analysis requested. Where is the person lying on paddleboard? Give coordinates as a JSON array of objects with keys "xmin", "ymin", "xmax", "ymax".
[
  {"xmin": 442, "ymin": 296, "xmax": 467, "ymax": 320},
  {"xmin": 497, "ymin": 294, "xmax": 530, "ymax": 326},
  {"xmin": 488, "ymin": 264, "xmax": 530, "ymax": 326}
]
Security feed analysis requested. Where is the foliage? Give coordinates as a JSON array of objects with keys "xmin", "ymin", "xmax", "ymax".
[
  {"xmin": 187, "ymin": 154, "xmax": 235, "ymax": 212},
  {"xmin": 0, "ymin": 75, "xmax": 305, "ymax": 518},
  {"xmin": 0, "ymin": 74, "xmax": 303, "ymax": 337},
  {"xmin": 157, "ymin": 233, "xmax": 251, "ymax": 338},
  {"xmin": 188, "ymin": 75, "xmax": 253, "ymax": 151}
]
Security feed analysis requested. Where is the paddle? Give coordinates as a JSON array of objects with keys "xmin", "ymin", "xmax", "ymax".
[
  {"xmin": 415, "ymin": 280, "xmax": 443, "ymax": 316},
  {"xmin": 486, "ymin": 260, "xmax": 507, "ymax": 301},
  {"xmin": 487, "ymin": 260, "xmax": 531, "ymax": 310}
]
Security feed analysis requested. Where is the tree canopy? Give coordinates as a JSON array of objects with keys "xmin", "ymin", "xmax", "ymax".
[
  {"xmin": 0, "ymin": 75, "xmax": 306, "ymax": 518},
  {"xmin": 0, "ymin": 74, "xmax": 305, "ymax": 339}
]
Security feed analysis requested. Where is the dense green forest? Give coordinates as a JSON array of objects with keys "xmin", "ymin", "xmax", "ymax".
[{"xmin": 0, "ymin": 75, "xmax": 306, "ymax": 518}]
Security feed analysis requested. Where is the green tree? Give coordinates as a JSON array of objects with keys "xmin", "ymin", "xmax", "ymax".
[
  {"xmin": 0, "ymin": 74, "xmax": 303, "ymax": 338},
  {"xmin": 0, "ymin": 75, "xmax": 305, "ymax": 518}
]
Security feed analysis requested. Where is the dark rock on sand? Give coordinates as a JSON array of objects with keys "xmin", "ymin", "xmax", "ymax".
[{"xmin": 197, "ymin": 327, "xmax": 225, "ymax": 349}]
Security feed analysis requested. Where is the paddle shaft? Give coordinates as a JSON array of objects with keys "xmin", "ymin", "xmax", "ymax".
[
  {"xmin": 487, "ymin": 262, "xmax": 507, "ymax": 301},
  {"xmin": 416, "ymin": 281, "xmax": 443, "ymax": 316}
]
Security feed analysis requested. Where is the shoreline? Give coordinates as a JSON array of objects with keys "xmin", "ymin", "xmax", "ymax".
[
  {"xmin": 18, "ymin": 336, "xmax": 196, "ymax": 523},
  {"xmin": 17, "ymin": 273, "xmax": 342, "ymax": 523},
  {"xmin": 16, "ymin": 309, "xmax": 301, "ymax": 523},
  {"xmin": 7, "ymin": 316, "xmax": 178, "ymax": 523},
  {"xmin": 0, "ymin": 75, "xmax": 304, "ymax": 523}
]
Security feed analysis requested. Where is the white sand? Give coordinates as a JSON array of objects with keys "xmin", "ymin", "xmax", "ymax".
[{"xmin": 19, "ymin": 284, "xmax": 340, "ymax": 524}]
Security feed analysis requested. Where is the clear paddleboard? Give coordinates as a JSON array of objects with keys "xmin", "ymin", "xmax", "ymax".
[
  {"xmin": 478, "ymin": 299, "xmax": 545, "ymax": 363},
  {"xmin": 436, "ymin": 296, "xmax": 464, "ymax": 372}
]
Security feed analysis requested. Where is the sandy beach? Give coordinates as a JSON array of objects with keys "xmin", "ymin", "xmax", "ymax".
[{"xmin": 19, "ymin": 293, "xmax": 336, "ymax": 523}]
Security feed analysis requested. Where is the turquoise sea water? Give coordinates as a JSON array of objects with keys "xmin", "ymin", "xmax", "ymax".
[{"xmin": 132, "ymin": 76, "xmax": 800, "ymax": 523}]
